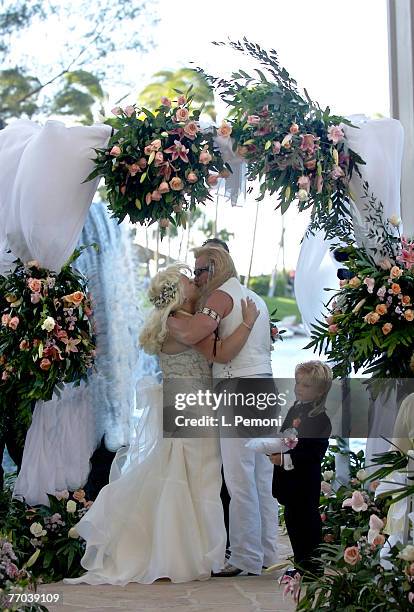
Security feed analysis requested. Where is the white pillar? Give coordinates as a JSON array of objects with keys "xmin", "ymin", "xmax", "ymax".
[{"xmin": 388, "ymin": 0, "xmax": 414, "ymax": 234}]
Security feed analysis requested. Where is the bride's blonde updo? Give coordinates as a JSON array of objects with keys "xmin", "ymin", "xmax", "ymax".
[{"xmin": 139, "ymin": 263, "xmax": 191, "ymax": 355}]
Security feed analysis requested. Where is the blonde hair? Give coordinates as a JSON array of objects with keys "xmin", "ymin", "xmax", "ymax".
[
  {"xmin": 192, "ymin": 245, "xmax": 238, "ymax": 305},
  {"xmin": 295, "ymin": 360, "xmax": 333, "ymax": 416},
  {"xmin": 139, "ymin": 264, "xmax": 190, "ymax": 355}
]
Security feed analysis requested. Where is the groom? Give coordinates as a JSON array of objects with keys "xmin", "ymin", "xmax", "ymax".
[{"xmin": 167, "ymin": 244, "xmax": 278, "ymax": 576}]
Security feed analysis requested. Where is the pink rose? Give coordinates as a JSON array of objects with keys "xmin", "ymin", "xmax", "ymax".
[
  {"xmin": 138, "ymin": 157, "xmax": 147, "ymax": 169},
  {"xmin": 272, "ymin": 141, "xmax": 281, "ymax": 154},
  {"xmin": 73, "ymin": 489, "xmax": 86, "ymax": 502},
  {"xmin": 176, "ymin": 108, "xmax": 189, "ymax": 122},
  {"xmin": 170, "ymin": 177, "xmax": 184, "ymax": 191},
  {"xmin": 177, "ymin": 95, "xmax": 186, "ymax": 105},
  {"xmin": 161, "ymin": 96, "xmax": 171, "ymax": 107},
  {"xmin": 289, "ymin": 123, "xmax": 299, "ymax": 134},
  {"xmin": 184, "ymin": 121, "xmax": 199, "ymax": 139},
  {"xmin": 187, "ymin": 171, "xmax": 198, "ymax": 184},
  {"xmin": 297, "ymin": 175, "xmax": 311, "ymax": 191},
  {"xmin": 328, "ymin": 324, "xmax": 338, "ymax": 334},
  {"xmin": 304, "ymin": 159, "xmax": 317, "ymax": 170},
  {"xmin": 39, "ymin": 358, "xmax": 52, "ymax": 371},
  {"xmin": 158, "ymin": 181, "xmax": 170, "ymax": 194},
  {"xmin": 8, "ymin": 317, "xmax": 19, "ymax": 330},
  {"xmin": 144, "ymin": 145, "xmax": 152, "ymax": 156},
  {"xmin": 1, "ymin": 371, "xmax": 9, "ymax": 381},
  {"xmin": 327, "ymin": 125, "xmax": 345, "ymax": 144},
  {"xmin": 28, "ymin": 278, "xmax": 42, "ymax": 293},
  {"xmin": 151, "ymin": 190, "xmax": 162, "ymax": 201},
  {"xmin": 124, "ymin": 105, "xmax": 135, "ymax": 117},
  {"xmin": 19, "ymin": 340, "xmax": 30, "ymax": 350},
  {"xmin": 247, "ymin": 115, "xmax": 260, "ymax": 125},
  {"xmin": 1, "ymin": 314, "xmax": 10, "ymax": 326},
  {"xmin": 344, "ymin": 546, "xmax": 361, "ymax": 566},
  {"xmin": 342, "ymin": 491, "xmax": 368, "ymax": 512},
  {"xmin": 111, "ymin": 106, "xmax": 122, "ymax": 116},
  {"xmin": 369, "ymin": 514, "xmax": 384, "ymax": 532},
  {"xmin": 363, "ymin": 277, "xmax": 375, "ymax": 293},
  {"xmin": 154, "ymin": 152, "xmax": 164, "ymax": 166},
  {"xmin": 110, "ymin": 145, "xmax": 121, "ymax": 157},
  {"xmin": 199, "ymin": 150, "xmax": 212, "ymax": 165},
  {"xmin": 207, "ymin": 174, "xmax": 219, "ymax": 186}
]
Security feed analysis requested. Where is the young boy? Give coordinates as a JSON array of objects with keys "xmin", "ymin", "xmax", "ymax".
[{"xmin": 271, "ymin": 360, "xmax": 332, "ymax": 579}]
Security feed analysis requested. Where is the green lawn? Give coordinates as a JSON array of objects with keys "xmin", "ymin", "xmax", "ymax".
[{"xmin": 261, "ymin": 295, "xmax": 302, "ymax": 323}]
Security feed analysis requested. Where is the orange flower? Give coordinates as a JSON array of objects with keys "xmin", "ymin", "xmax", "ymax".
[
  {"xmin": 391, "ymin": 283, "xmax": 401, "ymax": 294},
  {"xmin": 348, "ymin": 277, "xmax": 361, "ymax": 288},
  {"xmin": 375, "ymin": 304, "xmax": 387, "ymax": 316},
  {"xmin": 382, "ymin": 322, "xmax": 393, "ymax": 335},
  {"xmin": 217, "ymin": 122, "xmax": 232, "ymax": 138},
  {"xmin": 405, "ymin": 309, "xmax": 414, "ymax": 321},
  {"xmin": 170, "ymin": 177, "xmax": 184, "ymax": 191},
  {"xmin": 390, "ymin": 265, "xmax": 402, "ymax": 279},
  {"xmin": 364, "ymin": 312, "xmax": 380, "ymax": 324},
  {"xmin": 402, "ymin": 295, "xmax": 411, "ymax": 305}
]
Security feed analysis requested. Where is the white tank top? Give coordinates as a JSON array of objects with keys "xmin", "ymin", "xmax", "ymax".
[{"xmin": 212, "ymin": 277, "xmax": 272, "ymax": 378}]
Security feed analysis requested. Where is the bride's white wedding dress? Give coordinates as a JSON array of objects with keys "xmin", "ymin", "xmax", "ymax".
[{"xmin": 65, "ymin": 349, "xmax": 226, "ymax": 585}]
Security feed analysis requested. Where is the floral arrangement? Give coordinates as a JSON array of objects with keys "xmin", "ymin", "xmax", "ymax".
[
  {"xmin": 0, "ymin": 250, "xmax": 96, "ymax": 435},
  {"xmin": 306, "ymin": 187, "xmax": 414, "ymax": 379},
  {"xmin": 0, "ymin": 536, "xmax": 46, "ymax": 612},
  {"xmin": 199, "ymin": 39, "xmax": 365, "ymax": 239},
  {"xmin": 3, "ymin": 488, "xmax": 92, "ymax": 583},
  {"xmin": 88, "ymin": 94, "xmax": 231, "ymax": 233}
]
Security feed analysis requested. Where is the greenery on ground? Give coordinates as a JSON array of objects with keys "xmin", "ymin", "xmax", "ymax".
[{"xmin": 262, "ymin": 296, "xmax": 301, "ymax": 323}]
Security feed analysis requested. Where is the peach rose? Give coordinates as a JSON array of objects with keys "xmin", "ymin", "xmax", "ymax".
[
  {"xmin": 289, "ymin": 123, "xmax": 299, "ymax": 134},
  {"xmin": 199, "ymin": 150, "xmax": 212, "ymax": 165},
  {"xmin": 382, "ymin": 322, "xmax": 393, "ymax": 335},
  {"xmin": 110, "ymin": 145, "xmax": 121, "ymax": 156},
  {"xmin": 184, "ymin": 121, "xmax": 199, "ymax": 138},
  {"xmin": 405, "ymin": 309, "xmax": 414, "ymax": 321},
  {"xmin": 207, "ymin": 174, "xmax": 219, "ymax": 186},
  {"xmin": 39, "ymin": 358, "xmax": 52, "ymax": 371},
  {"xmin": 187, "ymin": 172, "xmax": 198, "ymax": 183},
  {"xmin": 375, "ymin": 304, "xmax": 387, "ymax": 316},
  {"xmin": 371, "ymin": 534, "xmax": 385, "ymax": 547},
  {"xmin": 73, "ymin": 489, "xmax": 85, "ymax": 502},
  {"xmin": 151, "ymin": 190, "xmax": 162, "ymax": 201},
  {"xmin": 343, "ymin": 546, "xmax": 361, "ymax": 565},
  {"xmin": 170, "ymin": 177, "xmax": 184, "ymax": 191},
  {"xmin": 391, "ymin": 283, "xmax": 401, "ymax": 295},
  {"xmin": 348, "ymin": 277, "xmax": 361, "ymax": 288},
  {"xmin": 402, "ymin": 295, "xmax": 411, "ymax": 305},
  {"xmin": 390, "ymin": 266, "xmax": 402, "ymax": 279},
  {"xmin": 19, "ymin": 340, "xmax": 30, "ymax": 350},
  {"xmin": 176, "ymin": 108, "xmax": 189, "ymax": 122},
  {"xmin": 8, "ymin": 317, "xmax": 19, "ymax": 330},
  {"xmin": 158, "ymin": 181, "xmax": 170, "ymax": 194},
  {"xmin": 217, "ymin": 122, "xmax": 232, "ymax": 138},
  {"xmin": 68, "ymin": 292, "xmax": 85, "ymax": 307},
  {"xmin": 364, "ymin": 312, "xmax": 380, "ymax": 324},
  {"xmin": 28, "ymin": 278, "xmax": 42, "ymax": 293}
]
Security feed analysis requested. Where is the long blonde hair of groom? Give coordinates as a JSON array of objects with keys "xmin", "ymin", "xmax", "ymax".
[
  {"xmin": 192, "ymin": 245, "xmax": 238, "ymax": 305},
  {"xmin": 139, "ymin": 264, "xmax": 190, "ymax": 355}
]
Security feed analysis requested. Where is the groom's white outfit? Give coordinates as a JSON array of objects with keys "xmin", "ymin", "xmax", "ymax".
[{"xmin": 214, "ymin": 277, "xmax": 278, "ymax": 575}]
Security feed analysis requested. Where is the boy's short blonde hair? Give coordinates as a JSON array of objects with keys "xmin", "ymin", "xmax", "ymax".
[{"xmin": 295, "ymin": 360, "xmax": 333, "ymax": 415}]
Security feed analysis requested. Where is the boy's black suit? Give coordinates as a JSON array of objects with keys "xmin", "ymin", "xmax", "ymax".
[{"xmin": 272, "ymin": 401, "xmax": 331, "ymax": 575}]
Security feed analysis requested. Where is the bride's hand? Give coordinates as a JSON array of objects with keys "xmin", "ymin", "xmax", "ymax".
[{"xmin": 241, "ymin": 297, "xmax": 259, "ymax": 328}]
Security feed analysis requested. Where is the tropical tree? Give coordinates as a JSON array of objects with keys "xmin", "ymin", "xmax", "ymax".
[
  {"xmin": 139, "ymin": 68, "xmax": 216, "ymax": 120},
  {"xmin": 0, "ymin": 0, "xmax": 157, "ymax": 125}
]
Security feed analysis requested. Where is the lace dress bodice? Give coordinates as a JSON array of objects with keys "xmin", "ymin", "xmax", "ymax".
[{"xmin": 159, "ymin": 348, "xmax": 212, "ymax": 379}]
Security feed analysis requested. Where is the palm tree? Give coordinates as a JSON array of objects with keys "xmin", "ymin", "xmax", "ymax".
[{"xmin": 138, "ymin": 68, "xmax": 216, "ymax": 120}]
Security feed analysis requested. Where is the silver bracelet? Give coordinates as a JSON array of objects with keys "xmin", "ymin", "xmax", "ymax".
[{"xmin": 197, "ymin": 307, "xmax": 221, "ymax": 323}]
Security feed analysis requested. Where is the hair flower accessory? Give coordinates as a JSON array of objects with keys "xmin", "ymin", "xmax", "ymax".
[{"xmin": 150, "ymin": 281, "xmax": 178, "ymax": 309}]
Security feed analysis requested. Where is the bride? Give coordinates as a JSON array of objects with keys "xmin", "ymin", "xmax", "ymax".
[{"xmin": 65, "ymin": 263, "xmax": 260, "ymax": 585}]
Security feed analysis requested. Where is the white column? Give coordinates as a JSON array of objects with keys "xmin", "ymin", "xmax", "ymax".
[{"xmin": 388, "ymin": 0, "xmax": 414, "ymax": 234}]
